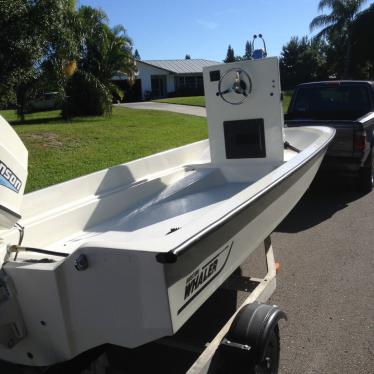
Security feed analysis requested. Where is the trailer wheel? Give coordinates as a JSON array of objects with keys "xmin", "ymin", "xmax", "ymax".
[
  {"xmin": 250, "ymin": 325, "xmax": 280, "ymax": 374},
  {"xmin": 218, "ymin": 303, "xmax": 286, "ymax": 374}
]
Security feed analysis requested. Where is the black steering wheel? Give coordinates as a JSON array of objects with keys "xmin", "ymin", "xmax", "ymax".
[{"xmin": 217, "ymin": 68, "xmax": 252, "ymax": 105}]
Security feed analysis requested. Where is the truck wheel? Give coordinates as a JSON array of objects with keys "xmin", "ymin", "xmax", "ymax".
[{"xmin": 358, "ymin": 152, "xmax": 373, "ymax": 193}]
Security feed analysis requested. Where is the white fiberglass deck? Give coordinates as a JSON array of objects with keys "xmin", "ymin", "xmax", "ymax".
[
  {"xmin": 49, "ymin": 150, "xmax": 296, "ymax": 253},
  {"xmin": 31, "ymin": 148, "xmax": 301, "ymax": 256},
  {"xmin": 1, "ymin": 127, "xmax": 329, "ymax": 263},
  {"xmin": 59, "ymin": 149, "xmax": 299, "ymax": 253},
  {"xmin": 50, "ymin": 168, "xmax": 252, "ymax": 254}
]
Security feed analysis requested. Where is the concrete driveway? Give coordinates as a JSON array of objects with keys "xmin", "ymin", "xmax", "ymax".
[
  {"xmin": 267, "ymin": 176, "xmax": 374, "ymax": 374},
  {"xmin": 116, "ymin": 101, "xmax": 206, "ymax": 117}
]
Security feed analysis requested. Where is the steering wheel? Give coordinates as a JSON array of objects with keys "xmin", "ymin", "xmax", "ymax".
[{"xmin": 217, "ymin": 68, "xmax": 252, "ymax": 105}]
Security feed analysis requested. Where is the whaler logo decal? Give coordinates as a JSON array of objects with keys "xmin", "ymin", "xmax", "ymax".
[
  {"xmin": 178, "ymin": 241, "xmax": 233, "ymax": 314},
  {"xmin": 0, "ymin": 161, "xmax": 22, "ymax": 193}
]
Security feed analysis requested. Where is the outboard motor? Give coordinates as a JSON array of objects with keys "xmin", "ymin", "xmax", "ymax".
[
  {"xmin": 0, "ymin": 116, "xmax": 28, "ymax": 230},
  {"xmin": 251, "ymin": 34, "xmax": 267, "ymax": 60}
]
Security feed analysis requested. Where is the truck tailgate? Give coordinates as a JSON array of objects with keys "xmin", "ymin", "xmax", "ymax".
[
  {"xmin": 286, "ymin": 120, "xmax": 354, "ymax": 157},
  {"xmin": 326, "ymin": 122, "xmax": 354, "ymax": 156}
]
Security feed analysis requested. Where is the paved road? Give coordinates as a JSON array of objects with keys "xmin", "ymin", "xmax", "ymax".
[
  {"xmin": 116, "ymin": 101, "xmax": 206, "ymax": 117},
  {"xmin": 269, "ymin": 176, "xmax": 374, "ymax": 374}
]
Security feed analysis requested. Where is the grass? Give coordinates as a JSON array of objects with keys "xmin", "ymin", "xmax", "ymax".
[
  {"xmin": 154, "ymin": 96, "xmax": 206, "ymax": 107},
  {"xmin": 0, "ymin": 107, "xmax": 207, "ymax": 193},
  {"xmin": 282, "ymin": 91, "xmax": 293, "ymax": 113},
  {"xmin": 154, "ymin": 92, "xmax": 293, "ymax": 113}
]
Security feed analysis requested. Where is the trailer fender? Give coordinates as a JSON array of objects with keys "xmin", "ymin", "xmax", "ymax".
[{"xmin": 219, "ymin": 302, "xmax": 287, "ymax": 366}]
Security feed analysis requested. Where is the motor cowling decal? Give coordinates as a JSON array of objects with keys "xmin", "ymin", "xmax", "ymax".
[{"xmin": 0, "ymin": 161, "xmax": 22, "ymax": 193}]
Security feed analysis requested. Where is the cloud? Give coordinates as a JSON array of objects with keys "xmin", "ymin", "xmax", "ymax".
[{"xmin": 196, "ymin": 19, "xmax": 218, "ymax": 30}]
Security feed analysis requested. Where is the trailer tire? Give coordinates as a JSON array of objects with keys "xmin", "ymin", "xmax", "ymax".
[
  {"xmin": 218, "ymin": 303, "xmax": 286, "ymax": 374},
  {"xmin": 250, "ymin": 324, "xmax": 280, "ymax": 374}
]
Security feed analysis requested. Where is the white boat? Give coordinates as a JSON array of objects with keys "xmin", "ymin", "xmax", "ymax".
[{"xmin": 0, "ymin": 57, "xmax": 334, "ymax": 367}]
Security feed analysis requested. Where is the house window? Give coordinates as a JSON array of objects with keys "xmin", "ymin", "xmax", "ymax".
[
  {"xmin": 196, "ymin": 76, "xmax": 203, "ymax": 88},
  {"xmin": 175, "ymin": 75, "xmax": 204, "ymax": 90},
  {"xmin": 185, "ymin": 76, "xmax": 196, "ymax": 88}
]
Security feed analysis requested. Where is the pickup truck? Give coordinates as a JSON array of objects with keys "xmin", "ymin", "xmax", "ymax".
[{"xmin": 285, "ymin": 81, "xmax": 374, "ymax": 192}]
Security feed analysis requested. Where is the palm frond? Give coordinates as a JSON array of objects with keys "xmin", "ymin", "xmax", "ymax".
[
  {"xmin": 111, "ymin": 24, "xmax": 125, "ymax": 36},
  {"xmin": 313, "ymin": 24, "xmax": 337, "ymax": 40},
  {"xmin": 354, "ymin": 0, "xmax": 373, "ymax": 18},
  {"xmin": 318, "ymin": 0, "xmax": 340, "ymax": 12},
  {"xmin": 310, "ymin": 14, "xmax": 336, "ymax": 31}
]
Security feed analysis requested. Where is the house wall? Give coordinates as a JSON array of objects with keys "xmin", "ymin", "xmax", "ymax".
[{"xmin": 137, "ymin": 62, "xmax": 175, "ymax": 99}]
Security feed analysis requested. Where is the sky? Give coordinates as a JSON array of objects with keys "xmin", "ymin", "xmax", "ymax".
[{"xmin": 78, "ymin": 0, "xmax": 322, "ymax": 62}]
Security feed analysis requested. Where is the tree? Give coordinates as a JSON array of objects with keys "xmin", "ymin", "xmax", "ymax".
[
  {"xmin": 0, "ymin": 0, "xmax": 77, "ymax": 116},
  {"xmin": 310, "ymin": 0, "xmax": 369, "ymax": 78},
  {"xmin": 39, "ymin": 1, "xmax": 80, "ymax": 109},
  {"xmin": 224, "ymin": 45, "xmax": 235, "ymax": 63},
  {"xmin": 243, "ymin": 40, "xmax": 252, "ymax": 60},
  {"xmin": 279, "ymin": 36, "xmax": 328, "ymax": 89},
  {"xmin": 185, "ymin": 54, "xmax": 191, "ymax": 59},
  {"xmin": 134, "ymin": 49, "xmax": 141, "ymax": 60},
  {"xmin": 64, "ymin": 6, "xmax": 135, "ymax": 116},
  {"xmin": 350, "ymin": 3, "xmax": 374, "ymax": 78}
]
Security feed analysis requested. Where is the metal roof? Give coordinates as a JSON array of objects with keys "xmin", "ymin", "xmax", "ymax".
[{"xmin": 139, "ymin": 59, "xmax": 221, "ymax": 74}]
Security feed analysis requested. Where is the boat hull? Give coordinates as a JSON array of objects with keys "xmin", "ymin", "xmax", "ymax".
[{"xmin": 0, "ymin": 128, "xmax": 333, "ymax": 366}]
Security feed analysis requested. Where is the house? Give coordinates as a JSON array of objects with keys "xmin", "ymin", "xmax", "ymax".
[{"xmin": 113, "ymin": 59, "xmax": 221, "ymax": 101}]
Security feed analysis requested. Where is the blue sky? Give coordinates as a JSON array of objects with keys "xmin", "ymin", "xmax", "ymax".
[{"xmin": 78, "ymin": 0, "xmax": 322, "ymax": 61}]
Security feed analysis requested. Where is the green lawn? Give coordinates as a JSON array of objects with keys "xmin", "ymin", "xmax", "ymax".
[
  {"xmin": 155, "ymin": 93, "xmax": 292, "ymax": 112},
  {"xmin": 0, "ymin": 107, "xmax": 207, "ymax": 193},
  {"xmin": 282, "ymin": 91, "xmax": 293, "ymax": 113}
]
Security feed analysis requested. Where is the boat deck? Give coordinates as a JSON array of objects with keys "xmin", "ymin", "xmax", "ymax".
[
  {"xmin": 60, "ymin": 182, "xmax": 249, "ymax": 252},
  {"xmin": 46, "ymin": 150, "xmax": 300, "ymax": 255},
  {"xmin": 48, "ymin": 168, "xmax": 252, "ymax": 254}
]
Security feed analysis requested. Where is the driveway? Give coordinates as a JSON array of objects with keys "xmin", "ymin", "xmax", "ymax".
[
  {"xmin": 116, "ymin": 101, "xmax": 206, "ymax": 117},
  {"xmin": 267, "ymin": 176, "xmax": 374, "ymax": 374}
]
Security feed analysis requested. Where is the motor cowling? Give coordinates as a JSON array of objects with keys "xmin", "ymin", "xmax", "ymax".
[{"xmin": 0, "ymin": 116, "xmax": 28, "ymax": 230}]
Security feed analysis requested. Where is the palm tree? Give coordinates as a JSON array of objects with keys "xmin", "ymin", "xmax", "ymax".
[
  {"xmin": 64, "ymin": 6, "xmax": 135, "ymax": 116},
  {"xmin": 310, "ymin": 0, "xmax": 368, "ymax": 78},
  {"xmin": 350, "ymin": 3, "xmax": 374, "ymax": 78}
]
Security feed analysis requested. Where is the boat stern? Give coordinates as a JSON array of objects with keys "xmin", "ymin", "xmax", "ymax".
[{"xmin": 0, "ymin": 246, "xmax": 174, "ymax": 366}]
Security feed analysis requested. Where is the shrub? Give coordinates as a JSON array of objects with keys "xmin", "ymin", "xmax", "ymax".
[{"xmin": 62, "ymin": 71, "xmax": 112, "ymax": 118}]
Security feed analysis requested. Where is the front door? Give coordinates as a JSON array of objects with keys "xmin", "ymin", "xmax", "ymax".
[{"xmin": 151, "ymin": 75, "xmax": 167, "ymax": 98}]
